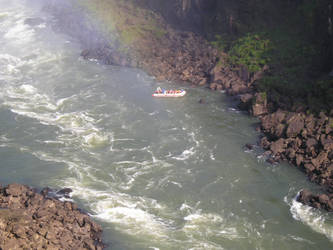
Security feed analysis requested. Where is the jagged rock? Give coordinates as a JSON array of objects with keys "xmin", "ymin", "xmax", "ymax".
[
  {"xmin": 311, "ymin": 152, "xmax": 329, "ymax": 168},
  {"xmin": 297, "ymin": 189, "xmax": 333, "ymax": 212},
  {"xmin": 245, "ymin": 143, "xmax": 255, "ymax": 150},
  {"xmin": 57, "ymin": 188, "xmax": 73, "ymax": 198},
  {"xmin": 306, "ymin": 138, "xmax": 317, "ymax": 149},
  {"xmin": 286, "ymin": 114, "xmax": 304, "ymax": 138},
  {"xmin": 304, "ymin": 163, "xmax": 315, "ymax": 172},
  {"xmin": 0, "ymin": 184, "xmax": 104, "ymax": 249},
  {"xmin": 227, "ymin": 81, "xmax": 249, "ymax": 95},
  {"xmin": 209, "ymin": 82, "xmax": 219, "ymax": 90},
  {"xmin": 238, "ymin": 93, "xmax": 253, "ymax": 110},
  {"xmin": 297, "ymin": 189, "xmax": 314, "ymax": 204},
  {"xmin": 286, "ymin": 147, "xmax": 296, "ymax": 159},
  {"xmin": 5, "ymin": 183, "xmax": 29, "ymax": 197},
  {"xmin": 260, "ymin": 136, "xmax": 271, "ymax": 149},
  {"xmin": 251, "ymin": 92, "xmax": 268, "ymax": 117},
  {"xmin": 270, "ymin": 138, "xmax": 286, "ymax": 155},
  {"xmin": 323, "ymin": 139, "xmax": 333, "ymax": 151}
]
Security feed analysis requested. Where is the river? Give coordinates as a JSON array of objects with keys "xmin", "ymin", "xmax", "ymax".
[{"xmin": 0, "ymin": 1, "xmax": 332, "ymax": 249}]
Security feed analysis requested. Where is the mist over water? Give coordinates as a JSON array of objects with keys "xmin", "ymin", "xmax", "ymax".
[{"xmin": 0, "ymin": 1, "xmax": 332, "ymax": 249}]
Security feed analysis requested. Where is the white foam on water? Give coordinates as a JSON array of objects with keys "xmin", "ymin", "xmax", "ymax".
[
  {"xmin": 290, "ymin": 197, "xmax": 333, "ymax": 241},
  {"xmin": 170, "ymin": 181, "xmax": 183, "ymax": 188},
  {"xmin": 287, "ymin": 234, "xmax": 314, "ymax": 244},
  {"xmin": 210, "ymin": 152, "xmax": 216, "ymax": 160},
  {"xmin": 172, "ymin": 147, "xmax": 196, "ymax": 161},
  {"xmin": 189, "ymin": 131, "xmax": 200, "ymax": 147},
  {"xmin": 82, "ymin": 131, "xmax": 110, "ymax": 148},
  {"xmin": 4, "ymin": 15, "xmax": 35, "ymax": 44},
  {"xmin": 228, "ymin": 107, "xmax": 240, "ymax": 114},
  {"xmin": 62, "ymin": 181, "xmax": 172, "ymax": 241},
  {"xmin": 112, "ymin": 159, "xmax": 166, "ymax": 191},
  {"xmin": 19, "ymin": 84, "xmax": 37, "ymax": 94},
  {"xmin": 0, "ymin": 54, "xmax": 27, "ymax": 81},
  {"xmin": 149, "ymin": 111, "xmax": 159, "ymax": 116},
  {"xmin": 180, "ymin": 202, "xmax": 244, "ymax": 244},
  {"xmin": 3, "ymin": 83, "xmax": 113, "ymax": 150},
  {"xmin": 182, "ymin": 210, "xmax": 238, "ymax": 249}
]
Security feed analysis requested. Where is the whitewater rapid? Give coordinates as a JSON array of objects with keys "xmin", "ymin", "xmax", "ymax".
[{"xmin": 0, "ymin": 1, "xmax": 332, "ymax": 249}]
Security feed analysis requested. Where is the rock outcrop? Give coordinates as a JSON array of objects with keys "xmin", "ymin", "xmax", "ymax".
[
  {"xmin": 297, "ymin": 189, "xmax": 333, "ymax": 212},
  {"xmin": 0, "ymin": 183, "xmax": 104, "ymax": 250},
  {"xmin": 259, "ymin": 112, "xmax": 333, "ymax": 189}
]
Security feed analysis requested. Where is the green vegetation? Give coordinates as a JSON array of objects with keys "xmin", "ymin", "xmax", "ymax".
[
  {"xmin": 210, "ymin": 34, "xmax": 230, "ymax": 52},
  {"xmin": 211, "ymin": 33, "xmax": 271, "ymax": 72},
  {"xmin": 228, "ymin": 33, "xmax": 271, "ymax": 73},
  {"xmin": 210, "ymin": 0, "xmax": 333, "ymax": 113}
]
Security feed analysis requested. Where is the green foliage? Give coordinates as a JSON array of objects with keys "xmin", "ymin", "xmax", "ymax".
[
  {"xmin": 210, "ymin": 34, "xmax": 231, "ymax": 52},
  {"xmin": 228, "ymin": 33, "xmax": 271, "ymax": 73},
  {"xmin": 260, "ymin": 91, "xmax": 267, "ymax": 100},
  {"xmin": 255, "ymin": 26, "xmax": 322, "ymax": 105}
]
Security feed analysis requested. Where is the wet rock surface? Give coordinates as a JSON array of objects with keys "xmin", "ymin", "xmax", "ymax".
[
  {"xmin": 297, "ymin": 189, "xmax": 333, "ymax": 212},
  {"xmin": 0, "ymin": 183, "xmax": 104, "ymax": 249}
]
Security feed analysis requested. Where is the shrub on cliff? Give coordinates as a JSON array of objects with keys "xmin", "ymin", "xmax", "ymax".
[{"xmin": 228, "ymin": 33, "xmax": 271, "ymax": 73}]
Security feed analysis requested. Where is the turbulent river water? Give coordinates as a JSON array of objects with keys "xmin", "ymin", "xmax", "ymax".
[{"xmin": 0, "ymin": 1, "xmax": 332, "ymax": 249}]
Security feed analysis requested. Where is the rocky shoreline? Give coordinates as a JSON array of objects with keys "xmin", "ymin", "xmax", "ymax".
[
  {"xmin": 83, "ymin": 30, "xmax": 333, "ymax": 211},
  {"xmin": 111, "ymin": 23, "xmax": 333, "ymax": 213},
  {"xmin": 44, "ymin": 0, "xmax": 333, "ymax": 212},
  {"xmin": 0, "ymin": 183, "xmax": 104, "ymax": 249}
]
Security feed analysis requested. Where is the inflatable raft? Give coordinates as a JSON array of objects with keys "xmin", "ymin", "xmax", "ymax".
[{"xmin": 152, "ymin": 89, "xmax": 186, "ymax": 97}]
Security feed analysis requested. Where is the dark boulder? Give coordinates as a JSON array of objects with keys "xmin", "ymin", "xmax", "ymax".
[
  {"xmin": 238, "ymin": 93, "xmax": 253, "ymax": 111},
  {"xmin": 297, "ymin": 189, "xmax": 333, "ymax": 212},
  {"xmin": 56, "ymin": 188, "xmax": 73, "ymax": 197}
]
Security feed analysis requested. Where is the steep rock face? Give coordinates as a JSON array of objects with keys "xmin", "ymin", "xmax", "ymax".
[
  {"xmin": 139, "ymin": 0, "xmax": 333, "ymax": 71},
  {"xmin": 137, "ymin": 0, "xmax": 217, "ymax": 33}
]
